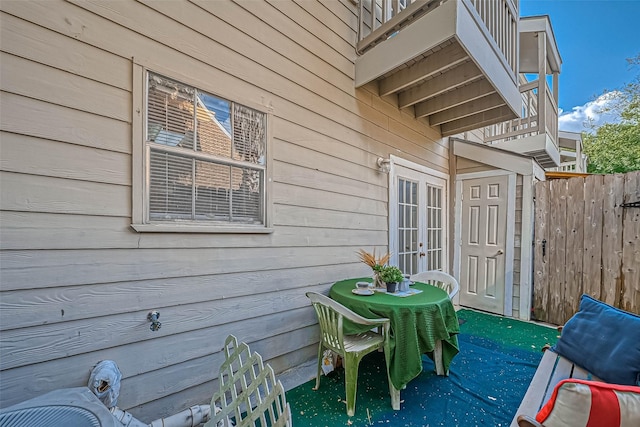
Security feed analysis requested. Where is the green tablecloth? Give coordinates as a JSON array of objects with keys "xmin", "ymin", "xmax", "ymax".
[{"xmin": 329, "ymin": 278, "xmax": 460, "ymax": 390}]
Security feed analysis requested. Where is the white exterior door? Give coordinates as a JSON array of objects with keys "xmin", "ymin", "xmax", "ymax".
[
  {"xmin": 390, "ymin": 160, "xmax": 448, "ymax": 275},
  {"xmin": 458, "ymin": 174, "xmax": 512, "ymax": 314}
]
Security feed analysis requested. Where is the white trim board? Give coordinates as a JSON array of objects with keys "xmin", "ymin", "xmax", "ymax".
[
  {"xmin": 452, "ymin": 138, "xmax": 544, "ymax": 180},
  {"xmin": 504, "ymin": 172, "xmax": 516, "ymax": 317},
  {"xmin": 390, "ymin": 154, "xmax": 449, "ymax": 180},
  {"xmin": 455, "ymin": 169, "xmax": 513, "ymax": 181},
  {"xmin": 519, "ymin": 175, "xmax": 535, "ymax": 320}
]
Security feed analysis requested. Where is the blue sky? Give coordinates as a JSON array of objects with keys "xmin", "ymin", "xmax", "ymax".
[{"xmin": 520, "ymin": 0, "xmax": 640, "ymax": 132}]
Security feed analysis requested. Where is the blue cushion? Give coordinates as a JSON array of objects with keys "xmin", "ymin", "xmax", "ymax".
[{"xmin": 552, "ymin": 294, "xmax": 640, "ymax": 386}]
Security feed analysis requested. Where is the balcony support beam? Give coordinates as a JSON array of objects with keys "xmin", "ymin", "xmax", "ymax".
[
  {"xmin": 415, "ymin": 79, "xmax": 495, "ymax": 118},
  {"xmin": 441, "ymin": 105, "xmax": 514, "ymax": 136},
  {"xmin": 379, "ymin": 43, "xmax": 468, "ymax": 96},
  {"xmin": 355, "ymin": 0, "xmax": 522, "ymax": 132},
  {"xmin": 398, "ymin": 61, "xmax": 482, "ymax": 108},
  {"xmin": 536, "ymin": 31, "xmax": 547, "ymax": 139},
  {"xmin": 429, "ymin": 93, "xmax": 505, "ymax": 126}
]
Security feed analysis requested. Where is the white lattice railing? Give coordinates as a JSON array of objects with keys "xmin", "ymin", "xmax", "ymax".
[{"xmin": 357, "ymin": 0, "xmax": 518, "ymax": 75}]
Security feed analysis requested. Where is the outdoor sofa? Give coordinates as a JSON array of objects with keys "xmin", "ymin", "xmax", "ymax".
[{"xmin": 511, "ymin": 294, "xmax": 640, "ymax": 427}]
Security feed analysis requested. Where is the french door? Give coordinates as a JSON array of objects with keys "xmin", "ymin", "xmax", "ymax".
[{"xmin": 390, "ymin": 161, "xmax": 448, "ymax": 276}]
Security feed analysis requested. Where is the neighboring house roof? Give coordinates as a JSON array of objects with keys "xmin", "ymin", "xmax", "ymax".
[{"xmin": 545, "ymin": 171, "xmax": 590, "ymax": 180}]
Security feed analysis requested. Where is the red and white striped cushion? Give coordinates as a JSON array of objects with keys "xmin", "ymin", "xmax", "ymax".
[{"xmin": 536, "ymin": 379, "xmax": 640, "ymax": 427}]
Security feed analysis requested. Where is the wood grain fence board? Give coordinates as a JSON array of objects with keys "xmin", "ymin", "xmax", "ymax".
[
  {"xmin": 621, "ymin": 171, "xmax": 640, "ymax": 313},
  {"xmin": 565, "ymin": 177, "xmax": 584, "ymax": 317},
  {"xmin": 548, "ymin": 179, "xmax": 568, "ymax": 325},
  {"xmin": 582, "ymin": 174, "xmax": 604, "ymax": 301},
  {"xmin": 602, "ymin": 174, "xmax": 625, "ymax": 306},
  {"xmin": 533, "ymin": 172, "xmax": 639, "ymax": 324},
  {"xmin": 533, "ymin": 181, "xmax": 549, "ymax": 321}
]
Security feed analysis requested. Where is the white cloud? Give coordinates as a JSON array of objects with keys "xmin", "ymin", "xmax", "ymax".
[{"xmin": 558, "ymin": 91, "xmax": 621, "ymax": 133}]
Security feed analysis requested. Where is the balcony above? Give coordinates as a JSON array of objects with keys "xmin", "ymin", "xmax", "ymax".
[
  {"xmin": 355, "ymin": 0, "xmax": 521, "ymax": 136},
  {"xmin": 482, "ymin": 15, "xmax": 563, "ymax": 168},
  {"xmin": 550, "ymin": 130, "xmax": 587, "ymax": 172}
]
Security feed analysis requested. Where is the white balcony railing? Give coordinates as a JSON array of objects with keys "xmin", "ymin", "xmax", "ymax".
[
  {"xmin": 544, "ymin": 84, "xmax": 558, "ymax": 143},
  {"xmin": 550, "ymin": 162, "xmax": 578, "ymax": 172},
  {"xmin": 483, "ymin": 78, "xmax": 558, "ymax": 146},
  {"xmin": 548, "ymin": 151, "xmax": 588, "ymax": 173},
  {"xmin": 357, "ymin": 0, "xmax": 518, "ymax": 75},
  {"xmin": 469, "ymin": 0, "xmax": 519, "ymax": 74},
  {"xmin": 357, "ymin": 0, "xmax": 440, "ymax": 53}
]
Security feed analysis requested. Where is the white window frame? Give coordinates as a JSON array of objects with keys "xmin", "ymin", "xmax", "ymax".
[{"xmin": 131, "ymin": 61, "xmax": 273, "ymax": 233}]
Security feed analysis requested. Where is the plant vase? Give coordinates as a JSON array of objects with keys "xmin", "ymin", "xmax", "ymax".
[
  {"xmin": 373, "ymin": 272, "xmax": 385, "ymax": 289},
  {"xmin": 378, "ymin": 265, "xmax": 403, "ymax": 294}
]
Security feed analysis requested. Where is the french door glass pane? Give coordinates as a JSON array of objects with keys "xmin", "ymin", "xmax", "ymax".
[
  {"xmin": 426, "ymin": 184, "xmax": 443, "ymax": 271},
  {"xmin": 398, "ymin": 178, "xmax": 418, "ymax": 275}
]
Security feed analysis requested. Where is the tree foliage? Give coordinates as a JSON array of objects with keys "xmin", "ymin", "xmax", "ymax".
[{"xmin": 583, "ymin": 54, "xmax": 640, "ymax": 174}]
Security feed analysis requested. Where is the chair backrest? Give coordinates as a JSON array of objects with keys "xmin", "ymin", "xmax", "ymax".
[
  {"xmin": 206, "ymin": 335, "xmax": 292, "ymax": 427},
  {"xmin": 306, "ymin": 292, "xmax": 388, "ymax": 354},
  {"xmin": 410, "ymin": 270, "xmax": 460, "ymax": 299},
  {"xmin": 307, "ymin": 292, "xmax": 348, "ymax": 354}
]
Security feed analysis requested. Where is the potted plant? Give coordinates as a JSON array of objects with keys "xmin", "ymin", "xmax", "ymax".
[
  {"xmin": 357, "ymin": 249, "xmax": 390, "ymax": 288},
  {"xmin": 378, "ymin": 265, "xmax": 403, "ymax": 293}
]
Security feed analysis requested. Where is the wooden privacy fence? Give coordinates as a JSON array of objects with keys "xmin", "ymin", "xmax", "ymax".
[{"xmin": 533, "ymin": 171, "xmax": 640, "ymax": 326}]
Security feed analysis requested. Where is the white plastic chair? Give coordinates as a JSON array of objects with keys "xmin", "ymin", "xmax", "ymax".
[
  {"xmin": 306, "ymin": 292, "xmax": 400, "ymax": 416},
  {"xmin": 410, "ymin": 270, "xmax": 460, "ymax": 299}
]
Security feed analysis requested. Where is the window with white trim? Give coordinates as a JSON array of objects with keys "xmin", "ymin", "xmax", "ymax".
[{"xmin": 144, "ymin": 72, "xmax": 267, "ymax": 227}]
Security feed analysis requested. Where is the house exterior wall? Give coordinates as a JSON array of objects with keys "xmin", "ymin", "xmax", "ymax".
[{"xmin": 0, "ymin": 0, "xmax": 449, "ymax": 419}]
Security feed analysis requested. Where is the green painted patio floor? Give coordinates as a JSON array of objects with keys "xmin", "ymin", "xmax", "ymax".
[{"xmin": 286, "ymin": 309, "xmax": 559, "ymax": 427}]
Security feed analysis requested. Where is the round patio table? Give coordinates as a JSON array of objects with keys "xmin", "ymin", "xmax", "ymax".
[{"xmin": 329, "ymin": 277, "xmax": 460, "ymax": 390}]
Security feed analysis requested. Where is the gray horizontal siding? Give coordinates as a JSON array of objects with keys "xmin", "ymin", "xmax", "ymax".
[{"xmin": 0, "ymin": 0, "xmax": 448, "ymax": 421}]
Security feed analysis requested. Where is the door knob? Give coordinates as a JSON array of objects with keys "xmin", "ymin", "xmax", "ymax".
[
  {"xmin": 497, "ymin": 249, "xmax": 504, "ymax": 255},
  {"xmin": 419, "ymin": 252, "xmax": 426, "ymax": 257}
]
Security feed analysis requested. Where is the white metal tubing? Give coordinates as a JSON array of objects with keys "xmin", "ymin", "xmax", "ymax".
[
  {"xmin": 148, "ymin": 404, "xmax": 212, "ymax": 427},
  {"xmin": 111, "ymin": 404, "xmax": 211, "ymax": 427},
  {"xmin": 110, "ymin": 407, "xmax": 149, "ymax": 427}
]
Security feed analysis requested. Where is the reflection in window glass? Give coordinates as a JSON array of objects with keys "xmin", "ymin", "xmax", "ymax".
[{"xmin": 146, "ymin": 72, "xmax": 266, "ymax": 225}]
